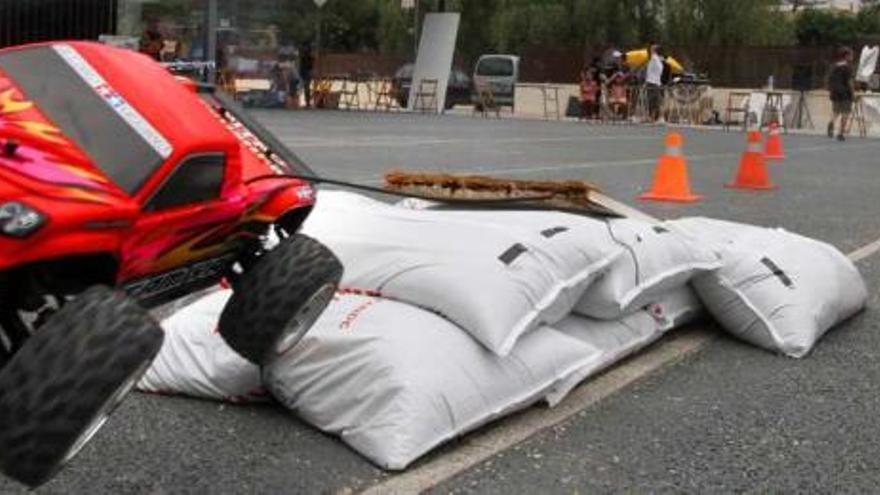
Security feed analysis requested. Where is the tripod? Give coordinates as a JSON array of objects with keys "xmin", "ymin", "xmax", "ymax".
[{"xmin": 791, "ymin": 90, "xmax": 814, "ymax": 130}]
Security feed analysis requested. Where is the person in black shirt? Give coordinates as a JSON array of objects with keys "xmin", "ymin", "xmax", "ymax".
[
  {"xmin": 828, "ymin": 47, "xmax": 855, "ymax": 141},
  {"xmin": 300, "ymin": 44, "xmax": 315, "ymax": 108}
]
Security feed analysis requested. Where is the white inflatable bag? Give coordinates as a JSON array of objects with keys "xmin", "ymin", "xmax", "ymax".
[
  {"xmin": 574, "ymin": 218, "xmax": 721, "ymax": 319},
  {"xmin": 265, "ymin": 293, "xmax": 601, "ymax": 470},
  {"xmin": 545, "ymin": 310, "xmax": 662, "ymax": 405},
  {"xmin": 668, "ymin": 217, "xmax": 768, "ymax": 250},
  {"xmin": 692, "ymin": 227, "xmax": 867, "ymax": 358},
  {"xmin": 138, "ymin": 290, "xmax": 267, "ymax": 403},
  {"xmin": 646, "ymin": 285, "xmax": 705, "ymax": 332},
  {"xmin": 303, "ymin": 191, "xmax": 622, "ymax": 355}
]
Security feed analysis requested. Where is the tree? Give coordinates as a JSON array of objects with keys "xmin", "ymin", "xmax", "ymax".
[
  {"xmin": 795, "ymin": 8, "xmax": 861, "ymax": 45},
  {"xmin": 856, "ymin": 3, "xmax": 880, "ymax": 38},
  {"xmin": 377, "ymin": 0, "xmax": 412, "ymax": 55},
  {"xmin": 664, "ymin": 0, "xmax": 794, "ymax": 46}
]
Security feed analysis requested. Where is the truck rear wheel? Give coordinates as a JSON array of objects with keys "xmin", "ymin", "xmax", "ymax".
[
  {"xmin": 0, "ymin": 286, "xmax": 163, "ymax": 488},
  {"xmin": 219, "ymin": 234, "xmax": 342, "ymax": 365}
]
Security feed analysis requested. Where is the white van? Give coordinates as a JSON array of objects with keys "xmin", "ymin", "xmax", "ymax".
[{"xmin": 472, "ymin": 54, "xmax": 520, "ymax": 109}]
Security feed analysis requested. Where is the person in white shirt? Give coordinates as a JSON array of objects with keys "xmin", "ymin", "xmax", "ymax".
[{"xmin": 645, "ymin": 44, "xmax": 665, "ymax": 122}]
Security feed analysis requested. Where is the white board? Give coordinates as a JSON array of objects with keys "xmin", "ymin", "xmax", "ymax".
[
  {"xmin": 857, "ymin": 45, "xmax": 879, "ymax": 84},
  {"xmin": 408, "ymin": 13, "xmax": 460, "ymax": 113},
  {"xmin": 860, "ymin": 96, "xmax": 880, "ymax": 136}
]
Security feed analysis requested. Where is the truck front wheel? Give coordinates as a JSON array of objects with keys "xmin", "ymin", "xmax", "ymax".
[
  {"xmin": 0, "ymin": 286, "xmax": 163, "ymax": 488},
  {"xmin": 218, "ymin": 234, "xmax": 342, "ymax": 365}
]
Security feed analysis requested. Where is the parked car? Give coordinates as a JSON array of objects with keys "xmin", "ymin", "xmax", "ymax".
[
  {"xmin": 0, "ymin": 41, "xmax": 342, "ymax": 488},
  {"xmin": 392, "ymin": 63, "xmax": 473, "ymax": 110},
  {"xmin": 472, "ymin": 54, "xmax": 520, "ymax": 110}
]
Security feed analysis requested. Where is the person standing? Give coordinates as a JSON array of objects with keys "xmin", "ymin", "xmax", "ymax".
[
  {"xmin": 645, "ymin": 44, "xmax": 665, "ymax": 123},
  {"xmin": 300, "ymin": 44, "xmax": 315, "ymax": 108},
  {"xmin": 269, "ymin": 62, "xmax": 289, "ymax": 108},
  {"xmin": 140, "ymin": 19, "xmax": 164, "ymax": 61},
  {"xmin": 828, "ymin": 47, "xmax": 856, "ymax": 141}
]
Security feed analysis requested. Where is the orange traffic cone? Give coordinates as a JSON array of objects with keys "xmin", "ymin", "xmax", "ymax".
[
  {"xmin": 727, "ymin": 130, "xmax": 777, "ymax": 190},
  {"xmin": 638, "ymin": 132, "xmax": 702, "ymax": 203},
  {"xmin": 765, "ymin": 122, "xmax": 786, "ymax": 160}
]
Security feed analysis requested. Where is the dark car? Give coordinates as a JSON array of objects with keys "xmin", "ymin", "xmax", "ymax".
[{"xmin": 392, "ymin": 63, "xmax": 472, "ymax": 110}]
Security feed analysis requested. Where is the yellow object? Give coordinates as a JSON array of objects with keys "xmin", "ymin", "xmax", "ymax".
[
  {"xmin": 625, "ymin": 48, "xmax": 649, "ymax": 67},
  {"xmin": 624, "ymin": 48, "xmax": 685, "ymax": 74},
  {"xmin": 666, "ymin": 57, "xmax": 685, "ymax": 74}
]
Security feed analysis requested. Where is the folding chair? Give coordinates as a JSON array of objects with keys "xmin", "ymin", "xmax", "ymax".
[
  {"xmin": 311, "ymin": 78, "xmax": 335, "ymax": 109},
  {"xmin": 761, "ymin": 91, "xmax": 787, "ymax": 132},
  {"xmin": 375, "ymin": 78, "xmax": 399, "ymax": 112},
  {"xmin": 339, "ymin": 78, "xmax": 360, "ymax": 111},
  {"xmin": 472, "ymin": 87, "xmax": 500, "ymax": 119},
  {"xmin": 724, "ymin": 91, "xmax": 751, "ymax": 131},
  {"xmin": 412, "ymin": 78, "xmax": 439, "ymax": 113},
  {"xmin": 847, "ymin": 94, "xmax": 869, "ymax": 138},
  {"xmin": 542, "ymin": 85, "xmax": 560, "ymax": 121}
]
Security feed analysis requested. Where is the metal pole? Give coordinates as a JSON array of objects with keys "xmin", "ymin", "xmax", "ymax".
[{"xmin": 206, "ymin": 0, "xmax": 218, "ymax": 83}]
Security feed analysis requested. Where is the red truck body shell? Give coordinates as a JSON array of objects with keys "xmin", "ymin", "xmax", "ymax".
[{"xmin": 0, "ymin": 41, "xmax": 312, "ymax": 289}]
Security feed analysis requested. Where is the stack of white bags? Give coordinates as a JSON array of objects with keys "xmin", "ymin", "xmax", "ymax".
[{"xmin": 138, "ymin": 191, "xmax": 866, "ymax": 469}]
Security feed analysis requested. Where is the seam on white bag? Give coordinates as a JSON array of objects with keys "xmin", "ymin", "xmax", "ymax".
[
  {"xmin": 497, "ymin": 249, "xmax": 626, "ymax": 356},
  {"xmin": 618, "ymin": 261, "xmax": 722, "ymax": 312}
]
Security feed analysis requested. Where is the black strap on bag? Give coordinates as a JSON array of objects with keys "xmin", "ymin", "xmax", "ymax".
[
  {"xmin": 541, "ymin": 226, "xmax": 569, "ymax": 238},
  {"xmin": 499, "ymin": 243, "xmax": 528, "ymax": 266},
  {"xmin": 761, "ymin": 257, "xmax": 794, "ymax": 288}
]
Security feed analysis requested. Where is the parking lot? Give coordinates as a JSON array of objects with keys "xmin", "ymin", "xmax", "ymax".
[{"xmin": 5, "ymin": 110, "xmax": 880, "ymax": 494}]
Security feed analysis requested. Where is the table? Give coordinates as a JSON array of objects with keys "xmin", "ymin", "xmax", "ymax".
[
  {"xmin": 849, "ymin": 93, "xmax": 880, "ymax": 138},
  {"xmin": 748, "ymin": 91, "xmax": 792, "ymax": 130},
  {"xmin": 518, "ymin": 83, "xmax": 562, "ymax": 120}
]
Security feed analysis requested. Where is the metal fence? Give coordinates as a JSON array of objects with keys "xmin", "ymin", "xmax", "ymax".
[
  {"xmin": 0, "ymin": 0, "xmax": 117, "ymax": 48},
  {"xmin": 293, "ymin": 45, "xmax": 858, "ymax": 90},
  {"xmin": 516, "ymin": 45, "xmax": 850, "ymax": 89}
]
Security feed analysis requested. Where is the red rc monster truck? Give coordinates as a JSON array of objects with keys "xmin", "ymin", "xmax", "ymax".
[{"xmin": 0, "ymin": 42, "xmax": 343, "ymax": 487}]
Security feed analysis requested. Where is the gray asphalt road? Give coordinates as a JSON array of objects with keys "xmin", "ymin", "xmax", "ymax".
[
  {"xmin": 3, "ymin": 110, "xmax": 879, "ymax": 494},
  {"xmin": 437, "ymin": 260, "xmax": 880, "ymax": 494}
]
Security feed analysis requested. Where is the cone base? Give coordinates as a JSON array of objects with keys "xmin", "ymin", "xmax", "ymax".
[
  {"xmin": 725, "ymin": 183, "xmax": 777, "ymax": 190},
  {"xmin": 638, "ymin": 192, "xmax": 703, "ymax": 203}
]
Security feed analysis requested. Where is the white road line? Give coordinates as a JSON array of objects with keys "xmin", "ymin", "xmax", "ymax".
[
  {"xmin": 449, "ymin": 140, "xmax": 880, "ymax": 177},
  {"xmin": 346, "ymin": 140, "xmax": 880, "ymax": 186},
  {"xmin": 290, "ymin": 134, "xmax": 660, "ymax": 149},
  {"xmin": 359, "ymin": 238, "xmax": 880, "ymax": 495},
  {"xmin": 849, "ymin": 238, "xmax": 880, "ymax": 262}
]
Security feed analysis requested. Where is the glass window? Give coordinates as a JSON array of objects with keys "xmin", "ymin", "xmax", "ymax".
[
  {"xmin": 477, "ymin": 58, "xmax": 514, "ymax": 77},
  {"xmin": 146, "ymin": 154, "xmax": 225, "ymax": 211}
]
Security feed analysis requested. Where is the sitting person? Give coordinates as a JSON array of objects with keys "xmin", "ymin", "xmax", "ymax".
[
  {"xmin": 607, "ymin": 68, "xmax": 631, "ymax": 118},
  {"xmin": 579, "ymin": 67, "xmax": 600, "ymax": 120}
]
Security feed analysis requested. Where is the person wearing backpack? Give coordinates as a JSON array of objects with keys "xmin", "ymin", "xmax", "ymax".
[{"xmin": 828, "ymin": 46, "xmax": 856, "ymax": 141}]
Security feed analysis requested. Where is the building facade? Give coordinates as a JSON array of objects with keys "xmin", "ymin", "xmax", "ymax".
[{"xmin": 0, "ymin": 0, "xmax": 118, "ymax": 48}]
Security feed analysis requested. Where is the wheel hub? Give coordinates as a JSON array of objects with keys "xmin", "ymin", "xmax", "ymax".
[
  {"xmin": 272, "ymin": 283, "xmax": 336, "ymax": 358},
  {"xmin": 60, "ymin": 358, "xmax": 152, "ymax": 467}
]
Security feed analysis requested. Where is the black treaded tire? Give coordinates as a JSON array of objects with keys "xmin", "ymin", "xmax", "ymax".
[
  {"xmin": 0, "ymin": 286, "xmax": 164, "ymax": 488},
  {"xmin": 219, "ymin": 234, "xmax": 342, "ymax": 365}
]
